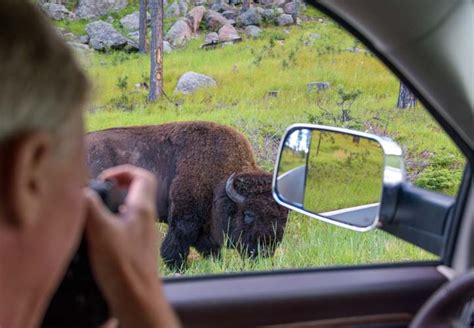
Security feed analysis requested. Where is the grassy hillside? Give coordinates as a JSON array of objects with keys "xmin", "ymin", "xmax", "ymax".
[{"xmin": 62, "ymin": 5, "xmax": 465, "ymax": 275}]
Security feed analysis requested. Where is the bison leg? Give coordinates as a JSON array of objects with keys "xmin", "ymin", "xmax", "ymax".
[
  {"xmin": 161, "ymin": 214, "xmax": 200, "ymax": 271},
  {"xmin": 193, "ymin": 234, "xmax": 221, "ymax": 259}
]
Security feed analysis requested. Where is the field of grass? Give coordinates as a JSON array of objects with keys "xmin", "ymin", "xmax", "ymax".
[
  {"xmin": 304, "ymin": 131, "xmax": 384, "ymax": 214},
  {"xmin": 63, "ymin": 6, "xmax": 466, "ymax": 276}
]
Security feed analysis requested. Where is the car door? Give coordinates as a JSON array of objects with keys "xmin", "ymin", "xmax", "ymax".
[{"xmin": 161, "ymin": 0, "xmax": 473, "ymax": 327}]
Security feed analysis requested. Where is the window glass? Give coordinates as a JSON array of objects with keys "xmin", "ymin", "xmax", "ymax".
[{"xmin": 53, "ymin": 1, "xmax": 464, "ymax": 276}]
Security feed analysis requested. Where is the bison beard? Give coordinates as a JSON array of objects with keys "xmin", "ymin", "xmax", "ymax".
[{"xmin": 87, "ymin": 121, "xmax": 289, "ymax": 270}]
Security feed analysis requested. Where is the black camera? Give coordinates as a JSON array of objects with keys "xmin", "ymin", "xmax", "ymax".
[{"xmin": 41, "ymin": 180, "xmax": 126, "ymax": 328}]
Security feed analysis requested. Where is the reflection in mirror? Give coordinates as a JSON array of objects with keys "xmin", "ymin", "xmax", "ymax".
[
  {"xmin": 276, "ymin": 127, "xmax": 386, "ymax": 230},
  {"xmin": 304, "ymin": 131, "xmax": 384, "ymax": 228},
  {"xmin": 276, "ymin": 129, "xmax": 311, "ymax": 207}
]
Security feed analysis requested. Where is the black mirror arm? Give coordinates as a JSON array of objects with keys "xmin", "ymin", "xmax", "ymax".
[{"xmin": 379, "ymin": 182, "xmax": 455, "ymax": 255}]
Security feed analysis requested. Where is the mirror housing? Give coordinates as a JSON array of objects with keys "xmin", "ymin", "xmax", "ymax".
[{"xmin": 272, "ymin": 124, "xmax": 405, "ymax": 232}]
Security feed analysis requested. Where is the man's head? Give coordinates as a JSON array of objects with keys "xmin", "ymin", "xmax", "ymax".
[{"xmin": 0, "ymin": 0, "xmax": 90, "ymax": 315}]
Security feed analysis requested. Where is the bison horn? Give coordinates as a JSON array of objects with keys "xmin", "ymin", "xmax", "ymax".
[{"xmin": 226, "ymin": 173, "xmax": 246, "ymax": 204}]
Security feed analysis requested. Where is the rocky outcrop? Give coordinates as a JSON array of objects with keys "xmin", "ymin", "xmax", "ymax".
[
  {"xmin": 85, "ymin": 21, "xmax": 137, "ymax": 51},
  {"xmin": 204, "ymin": 10, "xmax": 229, "ymax": 31},
  {"xmin": 40, "ymin": 3, "xmax": 75, "ymax": 20},
  {"xmin": 76, "ymin": 0, "xmax": 128, "ymax": 19},
  {"xmin": 175, "ymin": 72, "xmax": 217, "ymax": 94},
  {"xmin": 245, "ymin": 25, "xmax": 262, "ymax": 38},
  {"xmin": 218, "ymin": 24, "xmax": 241, "ymax": 42},
  {"xmin": 276, "ymin": 14, "xmax": 293, "ymax": 26},
  {"xmin": 186, "ymin": 6, "xmax": 206, "ymax": 33},
  {"xmin": 120, "ymin": 11, "xmax": 142, "ymax": 31},
  {"xmin": 236, "ymin": 7, "xmax": 261, "ymax": 27},
  {"xmin": 165, "ymin": 19, "xmax": 193, "ymax": 47}
]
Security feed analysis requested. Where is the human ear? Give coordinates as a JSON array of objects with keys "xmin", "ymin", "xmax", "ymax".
[{"xmin": 0, "ymin": 132, "xmax": 53, "ymax": 228}]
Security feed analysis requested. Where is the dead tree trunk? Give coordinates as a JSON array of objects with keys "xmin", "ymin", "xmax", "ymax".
[
  {"xmin": 148, "ymin": 0, "xmax": 164, "ymax": 101},
  {"xmin": 397, "ymin": 82, "xmax": 417, "ymax": 109},
  {"xmin": 139, "ymin": 0, "xmax": 148, "ymax": 53}
]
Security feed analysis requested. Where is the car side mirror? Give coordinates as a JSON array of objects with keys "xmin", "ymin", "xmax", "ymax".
[{"xmin": 272, "ymin": 124, "xmax": 405, "ymax": 231}]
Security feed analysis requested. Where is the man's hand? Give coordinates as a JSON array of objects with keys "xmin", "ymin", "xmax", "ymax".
[{"xmin": 84, "ymin": 165, "xmax": 180, "ymax": 328}]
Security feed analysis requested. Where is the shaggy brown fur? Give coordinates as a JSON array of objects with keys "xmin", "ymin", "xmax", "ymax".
[{"xmin": 87, "ymin": 121, "xmax": 288, "ymax": 270}]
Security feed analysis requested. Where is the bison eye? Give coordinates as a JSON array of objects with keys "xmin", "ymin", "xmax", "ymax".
[{"xmin": 244, "ymin": 210, "xmax": 256, "ymax": 225}]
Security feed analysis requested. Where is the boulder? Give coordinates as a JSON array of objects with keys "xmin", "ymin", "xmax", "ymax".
[
  {"xmin": 76, "ymin": 0, "xmax": 128, "ymax": 19},
  {"xmin": 79, "ymin": 35, "xmax": 90, "ymax": 44},
  {"xmin": 245, "ymin": 25, "xmax": 262, "ymax": 38},
  {"xmin": 85, "ymin": 20, "xmax": 137, "ymax": 51},
  {"xmin": 40, "ymin": 3, "xmax": 75, "ymax": 20},
  {"xmin": 306, "ymin": 82, "xmax": 330, "ymax": 92},
  {"xmin": 236, "ymin": 7, "xmax": 261, "ymax": 27},
  {"xmin": 194, "ymin": 0, "xmax": 208, "ymax": 5},
  {"xmin": 210, "ymin": 2, "xmax": 234, "ymax": 13},
  {"xmin": 204, "ymin": 10, "xmax": 229, "ymax": 31},
  {"xmin": 178, "ymin": 0, "xmax": 189, "ymax": 15},
  {"xmin": 222, "ymin": 10, "xmax": 238, "ymax": 20},
  {"xmin": 165, "ymin": 2, "xmax": 182, "ymax": 18},
  {"xmin": 259, "ymin": 0, "xmax": 274, "ymax": 8},
  {"xmin": 276, "ymin": 14, "xmax": 293, "ymax": 26},
  {"xmin": 186, "ymin": 6, "xmax": 206, "ymax": 33},
  {"xmin": 120, "ymin": 11, "xmax": 144, "ymax": 32},
  {"xmin": 175, "ymin": 72, "xmax": 217, "ymax": 94},
  {"xmin": 261, "ymin": 8, "xmax": 276, "ymax": 21},
  {"xmin": 165, "ymin": 19, "xmax": 192, "ymax": 47},
  {"xmin": 163, "ymin": 40, "xmax": 173, "ymax": 53},
  {"xmin": 283, "ymin": 1, "xmax": 299, "ymax": 16},
  {"xmin": 204, "ymin": 32, "xmax": 219, "ymax": 44},
  {"xmin": 218, "ymin": 24, "xmax": 241, "ymax": 42}
]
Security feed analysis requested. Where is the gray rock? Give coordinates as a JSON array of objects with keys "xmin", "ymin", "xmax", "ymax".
[
  {"xmin": 106, "ymin": 16, "xmax": 115, "ymax": 23},
  {"xmin": 229, "ymin": 0, "xmax": 242, "ymax": 5},
  {"xmin": 276, "ymin": 14, "xmax": 293, "ymax": 26},
  {"xmin": 275, "ymin": 7, "xmax": 284, "ymax": 15},
  {"xmin": 40, "ymin": 3, "xmax": 75, "ymax": 20},
  {"xmin": 245, "ymin": 25, "xmax": 262, "ymax": 38},
  {"xmin": 67, "ymin": 41, "xmax": 91, "ymax": 52},
  {"xmin": 227, "ymin": 19, "xmax": 236, "ymax": 25},
  {"xmin": 204, "ymin": 32, "xmax": 219, "ymax": 44},
  {"xmin": 283, "ymin": 1, "xmax": 299, "ymax": 16},
  {"xmin": 259, "ymin": 0, "xmax": 274, "ymax": 7},
  {"xmin": 85, "ymin": 20, "xmax": 136, "ymax": 51},
  {"xmin": 165, "ymin": 2, "xmax": 181, "ymax": 17},
  {"xmin": 308, "ymin": 33, "xmax": 321, "ymax": 40},
  {"xmin": 128, "ymin": 31, "xmax": 140, "ymax": 42},
  {"xmin": 261, "ymin": 8, "xmax": 276, "ymax": 21},
  {"xmin": 175, "ymin": 72, "xmax": 217, "ymax": 94},
  {"xmin": 236, "ymin": 7, "xmax": 261, "ymax": 27},
  {"xmin": 76, "ymin": 0, "xmax": 128, "ymax": 19},
  {"xmin": 165, "ymin": 19, "xmax": 192, "ymax": 47},
  {"xmin": 204, "ymin": 10, "xmax": 229, "ymax": 31},
  {"xmin": 306, "ymin": 82, "xmax": 330, "ymax": 92},
  {"xmin": 178, "ymin": 0, "xmax": 189, "ymax": 15},
  {"xmin": 163, "ymin": 40, "xmax": 173, "ymax": 53},
  {"xmin": 211, "ymin": 2, "xmax": 234, "ymax": 13},
  {"xmin": 222, "ymin": 10, "xmax": 238, "ymax": 20},
  {"xmin": 120, "ymin": 11, "xmax": 143, "ymax": 31},
  {"xmin": 194, "ymin": 0, "xmax": 208, "ymax": 5},
  {"xmin": 218, "ymin": 24, "xmax": 241, "ymax": 42},
  {"xmin": 80, "ymin": 35, "xmax": 90, "ymax": 44}
]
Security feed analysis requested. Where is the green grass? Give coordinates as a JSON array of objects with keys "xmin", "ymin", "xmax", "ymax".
[
  {"xmin": 304, "ymin": 131, "xmax": 384, "ymax": 213},
  {"xmin": 73, "ymin": 8, "xmax": 465, "ymax": 276}
]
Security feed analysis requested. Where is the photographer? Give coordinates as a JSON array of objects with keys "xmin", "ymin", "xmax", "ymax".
[{"xmin": 0, "ymin": 1, "xmax": 179, "ymax": 327}]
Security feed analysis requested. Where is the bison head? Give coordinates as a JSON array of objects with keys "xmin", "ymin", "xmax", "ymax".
[{"xmin": 214, "ymin": 171, "xmax": 289, "ymax": 259}]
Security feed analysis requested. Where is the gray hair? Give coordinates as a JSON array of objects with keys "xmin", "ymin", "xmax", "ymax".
[{"xmin": 0, "ymin": 0, "xmax": 90, "ymax": 143}]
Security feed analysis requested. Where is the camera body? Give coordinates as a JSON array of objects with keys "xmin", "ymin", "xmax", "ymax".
[{"xmin": 41, "ymin": 180, "xmax": 125, "ymax": 328}]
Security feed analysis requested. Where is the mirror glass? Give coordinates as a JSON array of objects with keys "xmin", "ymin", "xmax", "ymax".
[{"xmin": 276, "ymin": 128, "xmax": 385, "ymax": 229}]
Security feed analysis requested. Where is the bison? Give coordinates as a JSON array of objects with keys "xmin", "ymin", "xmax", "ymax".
[{"xmin": 86, "ymin": 121, "xmax": 289, "ymax": 270}]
